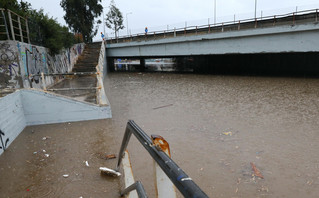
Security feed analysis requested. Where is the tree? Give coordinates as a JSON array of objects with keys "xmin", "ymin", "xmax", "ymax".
[
  {"xmin": 0, "ymin": 0, "xmax": 75, "ymax": 54},
  {"xmin": 105, "ymin": 0, "xmax": 124, "ymax": 38},
  {"xmin": 60, "ymin": 0, "xmax": 103, "ymax": 43}
]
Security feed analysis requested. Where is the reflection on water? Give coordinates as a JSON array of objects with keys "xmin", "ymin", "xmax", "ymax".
[{"xmin": 114, "ymin": 58, "xmax": 181, "ymax": 72}]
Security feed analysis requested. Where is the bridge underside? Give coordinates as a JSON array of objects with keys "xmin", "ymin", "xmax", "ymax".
[
  {"xmin": 106, "ymin": 22, "xmax": 319, "ymax": 76},
  {"xmin": 107, "ymin": 52, "xmax": 319, "ymax": 76}
]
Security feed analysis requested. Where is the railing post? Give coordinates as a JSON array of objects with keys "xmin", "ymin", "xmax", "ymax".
[
  {"xmin": 41, "ymin": 72, "xmax": 47, "ymax": 91},
  {"xmin": 7, "ymin": 10, "xmax": 15, "ymax": 41},
  {"xmin": 152, "ymin": 135, "xmax": 177, "ymax": 198},
  {"xmin": 208, "ymin": 24, "xmax": 211, "ymax": 33},
  {"xmin": 316, "ymin": 9, "xmax": 318, "ymax": 22},
  {"xmin": 222, "ymin": 22, "xmax": 224, "ymax": 32},
  {"xmin": 238, "ymin": 20, "xmax": 241, "ymax": 30},
  {"xmin": 273, "ymin": 15, "xmax": 276, "ymax": 26},
  {"xmin": 293, "ymin": 12, "xmax": 295, "ymax": 25},
  {"xmin": 25, "ymin": 18, "xmax": 30, "ymax": 43},
  {"xmin": 174, "ymin": 27, "xmax": 176, "ymax": 37},
  {"xmin": 196, "ymin": 26, "xmax": 198, "ymax": 34},
  {"xmin": 1, "ymin": 9, "xmax": 10, "ymax": 40},
  {"xmin": 18, "ymin": 16, "xmax": 23, "ymax": 42},
  {"xmin": 255, "ymin": 18, "xmax": 257, "ymax": 28}
]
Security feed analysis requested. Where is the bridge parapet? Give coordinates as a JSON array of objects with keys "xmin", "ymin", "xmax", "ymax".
[{"xmin": 107, "ymin": 9, "xmax": 319, "ymax": 45}]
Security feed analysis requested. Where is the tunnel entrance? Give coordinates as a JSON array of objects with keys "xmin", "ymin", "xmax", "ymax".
[{"xmin": 108, "ymin": 52, "xmax": 319, "ymax": 77}]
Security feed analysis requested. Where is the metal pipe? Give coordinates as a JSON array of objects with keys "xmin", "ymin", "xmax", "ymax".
[
  {"xmin": 120, "ymin": 181, "xmax": 148, "ymax": 198},
  {"xmin": 116, "ymin": 120, "xmax": 209, "ymax": 198}
]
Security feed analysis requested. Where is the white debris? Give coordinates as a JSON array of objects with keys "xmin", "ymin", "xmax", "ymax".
[
  {"xmin": 85, "ymin": 161, "xmax": 89, "ymax": 167},
  {"xmin": 45, "ymin": 154, "xmax": 50, "ymax": 157},
  {"xmin": 42, "ymin": 150, "xmax": 46, "ymax": 153},
  {"xmin": 63, "ymin": 174, "xmax": 69, "ymax": 178},
  {"xmin": 99, "ymin": 167, "xmax": 121, "ymax": 177}
]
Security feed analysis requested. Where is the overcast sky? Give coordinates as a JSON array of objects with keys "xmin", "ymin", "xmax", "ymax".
[{"xmin": 25, "ymin": 0, "xmax": 319, "ymax": 41}]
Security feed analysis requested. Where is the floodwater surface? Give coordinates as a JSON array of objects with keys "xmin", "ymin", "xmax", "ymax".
[
  {"xmin": 1, "ymin": 72, "xmax": 319, "ymax": 198},
  {"xmin": 103, "ymin": 73, "xmax": 319, "ymax": 198}
]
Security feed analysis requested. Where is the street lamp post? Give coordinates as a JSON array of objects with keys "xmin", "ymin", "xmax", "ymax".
[
  {"xmin": 126, "ymin": 12, "xmax": 132, "ymax": 35},
  {"xmin": 214, "ymin": 0, "xmax": 216, "ymax": 24},
  {"xmin": 254, "ymin": 0, "xmax": 257, "ymax": 19},
  {"xmin": 103, "ymin": 6, "xmax": 108, "ymax": 38}
]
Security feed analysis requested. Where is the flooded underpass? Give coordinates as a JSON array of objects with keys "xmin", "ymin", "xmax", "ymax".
[
  {"xmin": 103, "ymin": 72, "xmax": 319, "ymax": 197},
  {"xmin": 1, "ymin": 72, "xmax": 319, "ymax": 197}
]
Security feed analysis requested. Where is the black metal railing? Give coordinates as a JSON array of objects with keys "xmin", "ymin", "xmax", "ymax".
[{"xmin": 116, "ymin": 120, "xmax": 209, "ymax": 198}]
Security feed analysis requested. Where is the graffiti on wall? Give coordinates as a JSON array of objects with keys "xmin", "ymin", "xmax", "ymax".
[
  {"xmin": 1, "ymin": 41, "xmax": 84, "ymax": 90},
  {"xmin": 0, "ymin": 42, "xmax": 20, "ymax": 88},
  {"xmin": 0, "ymin": 129, "xmax": 9, "ymax": 152}
]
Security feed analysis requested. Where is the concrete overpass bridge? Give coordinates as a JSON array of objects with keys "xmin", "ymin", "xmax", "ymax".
[{"xmin": 105, "ymin": 9, "xmax": 319, "ymax": 74}]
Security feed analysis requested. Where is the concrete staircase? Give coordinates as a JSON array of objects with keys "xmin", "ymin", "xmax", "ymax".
[
  {"xmin": 73, "ymin": 43, "xmax": 101, "ymax": 72},
  {"xmin": 48, "ymin": 42, "xmax": 102, "ymax": 104}
]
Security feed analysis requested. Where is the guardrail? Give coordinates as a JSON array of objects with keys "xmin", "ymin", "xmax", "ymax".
[
  {"xmin": 0, "ymin": 8, "xmax": 30, "ymax": 43},
  {"xmin": 107, "ymin": 8, "xmax": 319, "ymax": 44},
  {"xmin": 115, "ymin": 120, "xmax": 209, "ymax": 198}
]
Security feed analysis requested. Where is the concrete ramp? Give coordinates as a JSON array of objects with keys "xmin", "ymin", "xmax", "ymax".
[{"xmin": 0, "ymin": 89, "xmax": 111, "ymax": 156}]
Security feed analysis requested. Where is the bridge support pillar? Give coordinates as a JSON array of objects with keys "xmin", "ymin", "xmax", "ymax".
[
  {"xmin": 140, "ymin": 58, "xmax": 146, "ymax": 72},
  {"xmin": 107, "ymin": 57, "xmax": 115, "ymax": 72}
]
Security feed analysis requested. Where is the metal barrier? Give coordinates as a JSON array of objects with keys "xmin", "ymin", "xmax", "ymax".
[
  {"xmin": 0, "ymin": 8, "xmax": 30, "ymax": 43},
  {"xmin": 116, "ymin": 120, "xmax": 209, "ymax": 198},
  {"xmin": 108, "ymin": 8, "xmax": 319, "ymax": 43}
]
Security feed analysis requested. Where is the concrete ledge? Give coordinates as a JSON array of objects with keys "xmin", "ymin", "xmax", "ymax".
[
  {"xmin": 0, "ymin": 89, "xmax": 112, "ymax": 156},
  {"xmin": 21, "ymin": 89, "xmax": 112, "ymax": 125}
]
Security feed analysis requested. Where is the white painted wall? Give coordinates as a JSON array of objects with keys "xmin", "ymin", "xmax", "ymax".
[
  {"xmin": 0, "ymin": 91, "xmax": 26, "ymax": 156},
  {"xmin": 0, "ymin": 89, "xmax": 111, "ymax": 156}
]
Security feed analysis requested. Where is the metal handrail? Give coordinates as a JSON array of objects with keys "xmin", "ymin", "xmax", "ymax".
[
  {"xmin": 116, "ymin": 120, "xmax": 209, "ymax": 198},
  {"xmin": 107, "ymin": 8, "xmax": 319, "ymax": 42},
  {"xmin": 0, "ymin": 8, "xmax": 30, "ymax": 43}
]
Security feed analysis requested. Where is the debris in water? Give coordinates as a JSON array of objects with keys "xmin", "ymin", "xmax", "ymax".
[
  {"xmin": 105, "ymin": 154, "xmax": 116, "ymax": 160},
  {"xmin": 222, "ymin": 132, "xmax": 232, "ymax": 136},
  {"xmin": 33, "ymin": 152, "xmax": 37, "ymax": 154},
  {"xmin": 45, "ymin": 154, "xmax": 50, "ymax": 157},
  {"xmin": 63, "ymin": 174, "xmax": 69, "ymax": 178},
  {"xmin": 100, "ymin": 167, "xmax": 121, "ymax": 177},
  {"xmin": 85, "ymin": 161, "xmax": 89, "ymax": 167},
  {"xmin": 42, "ymin": 150, "xmax": 46, "ymax": 153},
  {"xmin": 250, "ymin": 162, "xmax": 264, "ymax": 179},
  {"xmin": 153, "ymin": 104, "xmax": 173, "ymax": 110},
  {"xmin": 42, "ymin": 136, "xmax": 50, "ymax": 140}
]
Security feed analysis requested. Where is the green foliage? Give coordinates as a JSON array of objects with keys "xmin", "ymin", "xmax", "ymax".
[
  {"xmin": 0, "ymin": 0, "xmax": 76, "ymax": 54},
  {"xmin": 60, "ymin": 0, "xmax": 103, "ymax": 43},
  {"xmin": 28, "ymin": 9, "xmax": 75, "ymax": 54},
  {"xmin": 105, "ymin": 0, "xmax": 124, "ymax": 38}
]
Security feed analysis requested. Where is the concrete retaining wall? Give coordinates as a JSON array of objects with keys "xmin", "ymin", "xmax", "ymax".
[
  {"xmin": 0, "ymin": 40, "xmax": 84, "ymax": 90},
  {"xmin": 0, "ymin": 89, "xmax": 111, "ymax": 156},
  {"xmin": 0, "ymin": 91, "xmax": 26, "ymax": 156}
]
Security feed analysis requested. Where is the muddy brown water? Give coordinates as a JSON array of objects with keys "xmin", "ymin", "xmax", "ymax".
[{"xmin": 1, "ymin": 72, "xmax": 319, "ymax": 197}]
